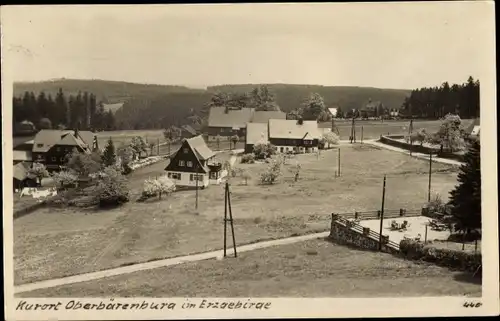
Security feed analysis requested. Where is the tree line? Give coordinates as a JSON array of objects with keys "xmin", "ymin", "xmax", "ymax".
[
  {"xmin": 400, "ymin": 76, "xmax": 480, "ymax": 119},
  {"xmin": 13, "ymin": 89, "xmax": 116, "ymax": 132}
]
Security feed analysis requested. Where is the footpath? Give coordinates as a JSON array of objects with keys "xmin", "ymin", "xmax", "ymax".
[
  {"xmin": 363, "ymin": 140, "xmax": 464, "ymax": 166},
  {"xmin": 15, "ymin": 231, "xmax": 329, "ymax": 295}
]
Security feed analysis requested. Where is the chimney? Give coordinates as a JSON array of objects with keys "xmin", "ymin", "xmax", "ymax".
[
  {"xmin": 74, "ymin": 127, "xmax": 79, "ymax": 137},
  {"xmin": 297, "ymin": 117, "xmax": 304, "ymax": 125},
  {"xmin": 224, "ymin": 106, "xmax": 229, "ymax": 114}
]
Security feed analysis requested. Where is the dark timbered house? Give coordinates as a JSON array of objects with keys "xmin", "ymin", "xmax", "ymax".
[{"xmin": 164, "ymin": 135, "xmax": 224, "ymax": 188}]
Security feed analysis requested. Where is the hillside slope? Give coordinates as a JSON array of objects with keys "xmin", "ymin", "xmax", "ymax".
[
  {"xmin": 13, "ymin": 79, "xmax": 411, "ymax": 130},
  {"xmin": 13, "ymin": 79, "xmax": 204, "ymax": 105},
  {"xmin": 209, "ymin": 84, "xmax": 410, "ymax": 113}
]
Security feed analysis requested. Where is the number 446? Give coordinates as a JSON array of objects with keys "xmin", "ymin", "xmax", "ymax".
[{"xmin": 463, "ymin": 301, "xmax": 482, "ymax": 308}]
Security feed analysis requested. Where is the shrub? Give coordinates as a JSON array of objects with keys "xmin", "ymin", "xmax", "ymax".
[
  {"xmin": 52, "ymin": 170, "xmax": 78, "ymax": 189},
  {"xmin": 320, "ymin": 132, "xmax": 340, "ymax": 148},
  {"xmin": 140, "ymin": 175, "xmax": 176, "ymax": 201},
  {"xmin": 240, "ymin": 153, "xmax": 255, "ymax": 164},
  {"xmin": 65, "ymin": 150, "xmax": 102, "ymax": 178},
  {"xmin": 288, "ymin": 161, "xmax": 302, "ymax": 182},
  {"xmin": 93, "ymin": 166, "xmax": 129, "ymax": 207},
  {"xmin": 259, "ymin": 157, "xmax": 283, "ymax": 185},
  {"xmin": 426, "ymin": 193, "xmax": 446, "ymax": 214},
  {"xmin": 399, "ymin": 239, "xmax": 481, "ymax": 273},
  {"xmin": 28, "ymin": 162, "xmax": 49, "ymax": 185},
  {"xmin": 253, "ymin": 143, "xmax": 276, "ymax": 160},
  {"xmin": 240, "ymin": 169, "xmax": 252, "ymax": 185}
]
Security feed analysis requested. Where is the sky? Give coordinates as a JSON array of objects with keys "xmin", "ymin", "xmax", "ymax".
[{"xmin": 1, "ymin": 2, "xmax": 495, "ymax": 90}]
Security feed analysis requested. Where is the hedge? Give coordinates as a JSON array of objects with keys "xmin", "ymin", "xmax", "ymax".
[{"xmin": 399, "ymin": 239, "xmax": 481, "ymax": 275}]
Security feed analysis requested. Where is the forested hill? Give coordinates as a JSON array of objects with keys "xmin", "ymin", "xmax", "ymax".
[
  {"xmin": 13, "ymin": 79, "xmax": 411, "ymax": 130},
  {"xmin": 14, "ymin": 79, "xmax": 204, "ymax": 105},
  {"xmin": 209, "ymin": 84, "xmax": 411, "ymax": 113}
]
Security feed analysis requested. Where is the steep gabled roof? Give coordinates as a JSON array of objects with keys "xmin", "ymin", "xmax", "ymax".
[
  {"xmin": 268, "ymin": 119, "xmax": 321, "ymax": 140},
  {"xmin": 246, "ymin": 122, "xmax": 269, "ymax": 145},
  {"xmin": 32, "ymin": 130, "xmax": 65, "ymax": 153},
  {"xmin": 33, "ymin": 129, "xmax": 94, "ymax": 153},
  {"xmin": 466, "ymin": 118, "xmax": 480, "ymax": 137},
  {"xmin": 250, "ymin": 111, "xmax": 286, "ymax": 124},
  {"xmin": 208, "ymin": 107, "xmax": 255, "ymax": 129},
  {"xmin": 182, "ymin": 124, "xmax": 198, "ymax": 136},
  {"xmin": 186, "ymin": 135, "xmax": 215, "ymax": 160},
  {"xmin": 13, "ymin": 162, "xmax": 30, "ymax": 181},
  {"xmin": 77, "ymin": 131, "xmax": 95, "ymax": 147}
]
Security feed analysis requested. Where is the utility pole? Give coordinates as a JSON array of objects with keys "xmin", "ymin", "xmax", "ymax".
[
  {"xmin": 223, "ymin": 181, "xmax": 228, "ymax": 257},
  {"xmin": 337, "ymin": 148, "xmax": 341, "ymax": 177},
  {"xmin": 424, "ymin": 224, "xmax": 428, "ymax": 243},
  {"xmin": 428, "ymin": 152, "xmax": 433, "ymax": 202},
  {"xmin": 157, "ymin": 138, "xmax": 160, "ymax": 155},
  {"xmin": 361, "ymin": 126, "xmax": 364, "ymax": 144},
  {"xmin": 409, "ymin": 118, "xmax": 414, "ymax": 156},
  {"xmin": 195, "ymin": 164, "xmax": 199, "ymax": 210},
  {"xmin": 223, "ymin": 181, "xmax": 237, "ymax": 258},
  {"xmin": 378, "ymin": 175, "xmax": 387, "ymax": 251}
]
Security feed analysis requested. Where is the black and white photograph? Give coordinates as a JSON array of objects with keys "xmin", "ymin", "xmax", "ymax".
[{"xmin": 2, "ymin": 2, "xmax": 498, "ymax": 319}]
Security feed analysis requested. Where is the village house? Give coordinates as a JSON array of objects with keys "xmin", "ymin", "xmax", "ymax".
[
  {"xmin": 360, "ymin": 99, "xmax": 386, "ymax": 119},
  {"xmin": 164, "ymin": 135, "xmax": 225, "ymax": 188},
  {"xmin": 268, "ymin": 119, "xmax": 321, "ymax": 154},
  {"xmin": 250, "ymin": 110, "xmax": 286, "ymax": 123},
  {"xmin": 13, "ymin": 162, "xmax": 37, "ymax": 192},
  {"xmin": 244, "ymin": 122, "xmax": 269, "ymax": 154},
  {"xmin": 466, "ymin": 118, "xmax": 480, "ymax": 141},
  {"xmin": 245, "ymin": 118, "xmax": 321, "ymax": 154},
  {"xmin": 206, "ymin": 107, "xmax": 286, "ymax": 142},
  {"xmin": 180, "ymin": 124, "xmax": 198, "ymax": 139},
  {"xmin": 207, "ymin": 107, "xmax": 255, "ymax": 141},
  {"xmin": 30, "ymin": 129, "xmax": 96, "ymax": 171}
]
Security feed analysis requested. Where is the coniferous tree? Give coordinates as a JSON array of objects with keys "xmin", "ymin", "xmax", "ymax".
[
  {"xmin": 448, "ymin": 140, "xmax": 481, "ymax": 233},
  {"xmin": 102, "ymin": 137, "xmax": 117, "ymax": 167},
  {"xmin": 55, "ymin": 88, "xmax": 68, "ymax": 127}
]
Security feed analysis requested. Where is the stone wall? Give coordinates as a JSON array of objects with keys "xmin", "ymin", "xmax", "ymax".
[
  {"xmin": 329, "ymin": 220, "xmax": 379, "ymax": 251},
  {"xmin": 329, "ymin": 218, "xmax": 399, "ymax": 254}
]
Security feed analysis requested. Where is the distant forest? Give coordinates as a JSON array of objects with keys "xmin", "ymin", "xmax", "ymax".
[
  {"xmin": 12, "ymin": 77, "xmax": 479, "ymax": 133},
  {"xmin": 400, "ymin": 76, "xmax": 480, "ymax": 119},
  {"xmin": 13, "ymin": 89, "xmax": 116, "ymax": 132}
]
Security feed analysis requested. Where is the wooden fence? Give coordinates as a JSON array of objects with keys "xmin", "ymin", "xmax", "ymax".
[
  {"xmin": 331, "ymin": 208, "xmax": 423, "ymax": 252},
  {"xmin": 379, "ymin": 135, "xmax": 465, "ymax": 162},
  {"xmin": 333, "ymin": 214, "xmax": 400, "ymax": 251},
  {"xmin": 335, "ymin": 208, "xmax": 421, "ymax": 220}
]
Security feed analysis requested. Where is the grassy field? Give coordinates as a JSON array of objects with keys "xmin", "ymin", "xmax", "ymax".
[
  {"xmin": 321, "ymin": 119, "xmax": 474, "ymax": 140},
  {"xmin": 13, "ymin": 144, "xmax": 460, "ymax": 285},
  {"xmin": 18, "ymin": 238, "xmax": 481, "ymax": 298}
]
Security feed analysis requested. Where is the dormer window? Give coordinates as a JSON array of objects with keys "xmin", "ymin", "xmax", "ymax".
[
  {"xmin": 179, "ymin": 160, "xmax": 185, "ymax": 166},
  {"xmin": 37, "ymin": 144, "xmax": 43, "ymax": 148},
  {"xmin": 183, "ymin": 148, "xmax": 189, "ymax": 154}
]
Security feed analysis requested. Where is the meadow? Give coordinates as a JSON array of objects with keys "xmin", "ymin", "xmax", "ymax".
[
  {"xmin": 13, "ymin": 143, "xmax": 460, "ymax": 285},
  {"xmin": 18, "ymin": 238, "xmax": 481, "ymax": 298}
]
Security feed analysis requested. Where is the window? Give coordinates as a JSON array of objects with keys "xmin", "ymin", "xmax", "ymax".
[
  {"xmin": 186, "ymin": 161, "xmax": 193, "ymax": 167},
  {"xmin": 304, "ymin": 140, "xmax": 312, "ymax": 145},
  {"xmin": 280, "ymin": 147, "xmax": 284, "ymax": 153},
  {"xmin": 179, "ymin": 160, "xmax": 185, "ymax": 166},
  {"xmin": 60, "ymin": 157, "xmax": 65, "ymax": 162},
  {"xmin": 37, "ymin": 154, "xmax": 43, "ymax": 160},
  {"xmin": 190, "ymin": 174, "xmax": 203, "ymax": 181},
  {"xmin": 170, "ymin": 173, "xmax": 181, "ymax": 180},
  {"xmin": 37, "ymin": 143, "xmax": 43, "ymax": 148},
  {"xmin": 56, "ymin": 147, "xmax": 61, "ymax": 152},
  {"xmin": 167, "ymin": 172, "xmax": 172, "ymax": 178},
  {"xmin": 51, "ymin": 157, "xmax": 57, "ymax": 161},
  {"xmin": 183, "ymin": 148, "xmax": 189, "ymax": 154}
]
